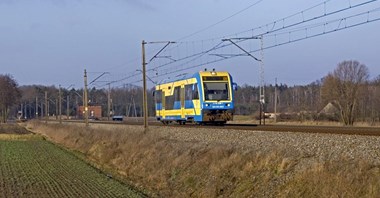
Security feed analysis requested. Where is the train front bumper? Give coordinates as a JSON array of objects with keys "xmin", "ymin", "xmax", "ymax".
[{"xmin": 202, "ymin": 109, "xmax": 233, "ymax": 122}]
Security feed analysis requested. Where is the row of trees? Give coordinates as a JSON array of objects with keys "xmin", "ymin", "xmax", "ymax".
[
  {"xmin": 0, "ymin": 75, "xmax": 21, "ymax": 123},
  {"xmin": 2, "ymin": 60, "xmax": 379, "ymax": 125},
  {"xmin": 235, "ymin": 60, "xmax": 379, "ymax": 125},
  {"xmin": 16, "ymin": 84, "xmax": 146, "ymax": 120}
]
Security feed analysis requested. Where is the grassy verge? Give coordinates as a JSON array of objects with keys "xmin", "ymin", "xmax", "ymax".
[
  {"xmin": 25, "ymin": 121, "xmax": 380, "ymax": 197},
  {"xmin": 0, "ymin": 123, "xmax": 31, "ymax": 134}
]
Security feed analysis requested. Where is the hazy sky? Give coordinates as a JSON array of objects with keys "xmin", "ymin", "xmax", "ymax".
[{"xmin": 1, "ymin": 0, "xmax": 379, "ymax": 89}]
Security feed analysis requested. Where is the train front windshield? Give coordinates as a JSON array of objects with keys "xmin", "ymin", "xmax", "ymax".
[{"xmin": 203, "ymin": 82, "xmax": 230, "ymax": 101}]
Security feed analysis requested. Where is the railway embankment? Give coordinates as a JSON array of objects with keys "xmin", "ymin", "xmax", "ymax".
[{"xmin": 26, "ymin": 121, "xmax": 380, "ymax": 197}]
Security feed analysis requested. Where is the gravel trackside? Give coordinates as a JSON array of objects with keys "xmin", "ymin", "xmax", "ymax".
[{"xmin": 153, "ymin": 126, "xmax": 380, "ymax": 164}]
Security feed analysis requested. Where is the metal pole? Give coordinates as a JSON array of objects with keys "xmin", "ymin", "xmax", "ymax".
[
  {"xmin": 76, "ymin": 96, "xmax": 78, "ymax": 119},
  {"xmin": 45, "ymin": 91, "xmax": 48, "ymax": 123},
  {"xmin": 35, "ymin": 96, "xmax": 38, "ymax": 119},
  {"xmin": 222, "ymin": 37, "xmax": 264, "ymax": 125},
  {"xmin": 259, "ymin": 102, "xmax": 262, "ymax": 125},
  {"xmin": 59, "ymin": 85, "xmax": 62, "ymax": 124},
  {"xmin": 142, "ymin": 40, "xmax": 148, "ymax": 129},
  {"xmin": 55, "ymin": 98, "xmax": 58, "ymax": 120},
  {"xmin": 274, "ymin": 78, "xmax": 277, "ymax": 123},
  {"xmin": 24, "ymin": 102, "xmax": 26, "ymax": 119},
  {"xmin": 107, "ymin": 83, "xmax": 111, "ymax": 121},
  {"xmin": 41, "ymin": 100, "xmax": 44, "ymax": 118},
  {"xmin": 259, "ymin": 36, "xmax": 265, "ymax": 125},
  {"xmin": 84, "ymin": 69, "xmax": 89, "ymax": 126},
  {"xmin": 67, "ymin": 95, "xmax": 69, "ymax": 120}
]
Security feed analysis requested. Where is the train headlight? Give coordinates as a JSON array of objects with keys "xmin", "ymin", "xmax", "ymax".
[
  {"xmin": 226, "ymin": 103, "xmax": 230, "ymax": 107},
  {"xmin": 205, "ymin": 103, "xmax": 210, "ymax": 107},
  {"xmin": 211, "ymin": 71, "xmax": 216, "ymax": 75}
]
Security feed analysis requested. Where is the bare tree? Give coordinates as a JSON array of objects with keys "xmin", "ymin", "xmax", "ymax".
[
  {"xmin": 370, "ymin": 75, "xmax": 380, "ymax": 123},
  {"xmin": 0, "ymin": 74, "xmax": 21, "ymax": 123},
  {"xmin": 321, "ymin": 60, "xmax": 369, "ymax": 125}
]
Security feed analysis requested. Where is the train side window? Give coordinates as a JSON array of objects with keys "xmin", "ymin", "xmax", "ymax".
[
  {"xmin": 155, "ymin": 90, "xmax": 162, "ymax": 103},
  {"xmin": 185, "ymin": 84, "xmax": 192, "ymax": 100},
  {"xmin": 192, "ymin": 84, "xmax": 199, "ymax": 100},
  {"xmin": 174, "ymin": 86, "xmax": 181, "ymax": 102},
  {"xmin": 165, "ymin": 96, "xmax": 174, "ymax": 110}
]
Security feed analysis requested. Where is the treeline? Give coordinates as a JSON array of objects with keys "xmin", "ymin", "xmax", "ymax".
[
  {"xmin": 16, "ymin": 84, "xmax": 149, "ymax": 120},
  {"xmin": 235, "ymin": 61, "xmax": 380, "ymax": 125},
  {"xmin": 3, "ymin": 60, "xmax": 380, "ymax": 125},
  {"xmin": 235, "ymin": 82, "xmax": 323, "ymax": 118},
  {"xmin": 236, "ymin": 78, "xmax": 380, "ymax": 123}
]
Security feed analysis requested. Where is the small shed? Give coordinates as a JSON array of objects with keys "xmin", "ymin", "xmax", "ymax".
[
  {"xmin": 77, "ymin": 106, "xmax": 102, "ymax": 119},
  {"xmin": 319, "ymin": 102, "xmax": 339, "ymax": 115}
]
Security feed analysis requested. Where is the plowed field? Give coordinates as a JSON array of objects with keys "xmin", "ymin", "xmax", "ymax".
[{"xmin": 0, "ymin": 136, "xmax": 144, "ymax": 197}]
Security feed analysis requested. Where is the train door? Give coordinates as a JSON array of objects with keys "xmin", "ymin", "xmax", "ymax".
[
  {"xmin": 181, "ymin": 86, "xmax": 185, "ymax": 118},
  {"xmin": 192, "ymin": 83, "xmax": 201, "ymax": 116},
  {"xmin": 162, "ymin": 89, "xmax": 166, "ymax": 119}
]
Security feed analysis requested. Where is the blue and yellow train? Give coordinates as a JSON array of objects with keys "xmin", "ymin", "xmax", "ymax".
[{"xmin": 154, "ymin": 70, "xmax": 236, "ymax": 125}]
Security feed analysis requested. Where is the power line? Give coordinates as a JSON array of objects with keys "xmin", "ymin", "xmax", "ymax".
[
  {"xmin": 105, "ymin": 0, "xmax": 380, "ymax": 88},
  {"xmin": 157, "ymin": 0, "xmax": 334, "ymax": 51},
  {"xmin": 102, "ymin": 1, "xmax": 363, "ymax": 86},
  {"xmin": 176, "ymin": 0, "xmax": 266, "ymax": 41},
  {"xmin": 100, "ymin": 0, "xmax": 266, "ymax": 73},
  {"xmin": 142, "ymin": 9, "xmax": 380, "ymax": 82},
  {"xmin": 148, "ymin": 0, "xmax": 378, "ymax": 74}
]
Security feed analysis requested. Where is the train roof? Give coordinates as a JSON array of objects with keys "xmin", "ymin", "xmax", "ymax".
[{"xmin": 156, "ymin": 71, "xmax": 231, "ymax": 86}]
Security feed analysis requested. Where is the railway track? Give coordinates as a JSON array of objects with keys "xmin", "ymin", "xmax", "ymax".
[
  {"xmin": 52, "ymin": 119, "xmax": 380, "ymax": 136},
  {"xmin": 224, "ymin": 124, "xmax": 380, "ymax": 136}
]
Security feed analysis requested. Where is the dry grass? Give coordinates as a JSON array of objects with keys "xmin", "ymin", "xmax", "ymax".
[
  {"xmin": 0, "ymin": 123, "xmax": 36, "ymax": 140},
  {"xmin": 25, "ymin": 121, "xmax": 380, "ymax": 197},
  {"xmin": 0, "ymin": 123, "xmax": 31, "ymax": 134},
  {"xmin": 0, "ymin": 134, "xmax": 39, "ymax": 140},
  {"xmin": 283, "ymin": 161, "xmax": 380, "ymax": 198}
]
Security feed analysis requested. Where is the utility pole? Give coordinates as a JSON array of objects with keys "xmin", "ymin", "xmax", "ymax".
[
  {"xmin": 222, "ymin": 36, "xmax": 265, "ymax": 125},
  {"xmin": 259, "ymin": 37, "xmax": 265, "ymax": 125},
  {"xmin": 45, "ymin": 91, "xmax": 48, "ymax": 123},
  {"xmin": 142, "ymin": 40, "xmax": 148, "ymax": 129},
  {"xmin": 55, "ymin": 98, "xmax": 58, "ymax": 120},
  {"xmin": 274, "ymin": 78, "xmax": 277, "ymax": 123},
  {"xmin": 59, "ymin": 85, "xmax": 62, "ymax": 124},
  {"xmin": 63, "ymin": 84, "xmax": 73, "ymax": 120},
  {"xmin": 35, "ymin": 96, "xmax": 38, "ymax": 119},
  {"xmin": 107, "ymin": 83, "xmax": 111, "ymax": 121},
  {"xmin": 41, "ymin": 100, "xmax": 44, "ymax": 118},
  {"xmin": 76, "ymin": 96, "xmax": 79, "ymax": 119},
  {"xmin": 67, "ymin": 95, "xmax": 69, "ymax": 120},
  {"xmin": 24, "ymin": 102, "xmax": 26, "ymax": 119},
  {"xmin": 141, "ymin": 40, "xmax": 175, "ymax": 129},
  {"xmin": 84, "ymin": 69, "xmax": 89, "ymax": 127}
]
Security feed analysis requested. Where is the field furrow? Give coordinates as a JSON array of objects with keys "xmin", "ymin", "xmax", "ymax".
[{"xmin": 0, "ymin": 137, "xmax": 144, "ymax": 197}]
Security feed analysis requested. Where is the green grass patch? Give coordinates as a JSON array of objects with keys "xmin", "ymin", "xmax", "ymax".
[{"xmin": 0, "ymin": 138, "xmax": 145, "ymax": 198}]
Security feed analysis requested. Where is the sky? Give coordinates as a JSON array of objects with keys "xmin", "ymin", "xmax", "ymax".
[{"xmin": 1, "ymin": 0, "xmax": 380, "ymax": 89}]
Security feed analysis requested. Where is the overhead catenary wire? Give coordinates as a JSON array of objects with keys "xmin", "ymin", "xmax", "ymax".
[
  {"xmin": 102, "ymin": 0, "xmax": 380, "ymax": 88},
  {"xmin": 175, "ymin": 0, "xmax": 266, "ymax": 41},
  {"xmin": 146, "ymin": 0, "xmax": 378, "ymax": 74},
  {"xmin": 134, "ymin": 9, "xmax": 380, "ymax": 84},
  {"xmin": 99, "ymin": 0, "xmax": 358, "ymax": 86},
  {"xmin": 100, "ymin": 0, "xmax": 266, "ymax": 74}
]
